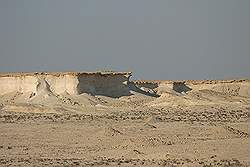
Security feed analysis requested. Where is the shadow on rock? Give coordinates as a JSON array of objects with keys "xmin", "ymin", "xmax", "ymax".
[{"xmin": 128, "ymin": 82, "xmax": 160, "ymax": 97}]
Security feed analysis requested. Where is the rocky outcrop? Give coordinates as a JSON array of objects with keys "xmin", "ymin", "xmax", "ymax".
[
  {"xmin": 0, "ymin": 72, "xmax": 132, "ymax": 97},
  {"xmin": 133, "ymin": 79, "xmax": 250, "ymax": 97},
  {"xmin": 0, "ymin": 72, "xmax": 249, "ymax": 98}
]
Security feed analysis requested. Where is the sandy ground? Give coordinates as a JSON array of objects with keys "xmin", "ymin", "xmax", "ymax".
[{"xmin": 0, "ymin": 82, "xmax": 249, "ymax": 166}]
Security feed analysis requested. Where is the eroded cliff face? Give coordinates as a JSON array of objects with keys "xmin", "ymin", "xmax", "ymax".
[
  {"xmin": 133, "ymin": 79, "xmax": 250, "ymax": 97},
  {"xmin": 0, "ymin": 72, "xmax": 132, "ymax": 97},
  {"xmin": 0, "ymin": 72, "xmax": 249, "ymax": 99},
  {"xmin": 77, "ymin": 74, "xmax": 131, "ymax": 97}
]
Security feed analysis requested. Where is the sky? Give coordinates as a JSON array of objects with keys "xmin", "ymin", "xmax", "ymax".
[{"xmin": 0, "ymin": 0, "xmax": 249, "ymax": 80}]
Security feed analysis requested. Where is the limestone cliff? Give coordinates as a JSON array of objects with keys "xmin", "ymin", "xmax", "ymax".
[
  {"xmin": 133, "ymin": 79, "xmax": 250, "ymax": 97},
  {"xmin": 0, "ymin": 72, "xmax": 132, "ymax": 97}
]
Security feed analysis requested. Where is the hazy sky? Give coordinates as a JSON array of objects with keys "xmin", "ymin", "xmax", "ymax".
[{"xmin": 0, "ymin": 0, "xmax": 249, "ymax": 80}]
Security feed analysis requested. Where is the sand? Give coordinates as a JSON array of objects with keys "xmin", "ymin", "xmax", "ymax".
[{"xmin": 0, "ymin": 72, "xmax": 249, "ymax": 166}]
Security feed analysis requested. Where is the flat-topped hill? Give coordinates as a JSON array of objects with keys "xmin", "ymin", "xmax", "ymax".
[
  {"xmin": 0, "ymin": 71, "xmax": 132, "ymax": 98},
  {"xmin": 0, "ymin": 71, "xmax": 249, "ymax": 98},
  {"xmin": 0, "ymin": 71, "xmax": 132, "ymax": 77},
  {"xmin": 133, "ymin": 79, "xmax": 250, "ymax": 85}
]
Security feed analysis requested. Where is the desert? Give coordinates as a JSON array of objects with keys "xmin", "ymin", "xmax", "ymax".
[{"xmin": 0, "ymin": 71, "xmax": 249, "ymax": 166}]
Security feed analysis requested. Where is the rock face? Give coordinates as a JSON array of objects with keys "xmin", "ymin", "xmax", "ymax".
[
  {"xmin": 133, "ymin": 79, "xmax": 250, "ymax": 97},
  {"xmin": 0, "ymin": 72, "xmax": 249, "ymax": 98},
  {"xmin": 77, "ymin": 73, "xmax": 131, "ymax": 97},
  {"xmin": 0, "ymin": 72, "xmax": 132, "ymax": 97}
]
